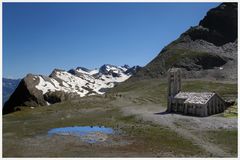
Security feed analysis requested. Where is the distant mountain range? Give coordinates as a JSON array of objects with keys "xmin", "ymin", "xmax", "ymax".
[
  {"xmin": 3, "ymin": 64, "xmax": 141, "ymax": 114},
  {"xmin": 2, "ymin": 78, "xmax": 21, "ymax": 104}
]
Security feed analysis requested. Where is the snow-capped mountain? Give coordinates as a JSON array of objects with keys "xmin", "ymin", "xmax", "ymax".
[
  {"xmin": 37, "ymin": 64, "xmax": 133, "ymax": 97},
  {"xmin": 3, "ymin": 64, "xmax": 141, "ymax": 114}
]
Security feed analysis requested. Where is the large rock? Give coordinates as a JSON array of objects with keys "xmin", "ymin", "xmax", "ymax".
[
  {"xmin": 43, "ymin": 91, "xmax": 79, "ymax": 104},
  {"xmin": 3, "ymin": 74, "xmax": 46, "ymax": 114},
  {"xmin": 130, "ymin": 3, "xmax": 237, "ymax": 81}
]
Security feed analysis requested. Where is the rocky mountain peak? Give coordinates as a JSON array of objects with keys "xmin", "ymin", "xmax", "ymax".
[
  {"xmin": 122, "ymin": 64, "xmax": 131, "ymax": 69},
  {"xmin": 187, "ymin": 2, "xmax": 237, "ymax": 46},
  {"xmin": 99, "ymin": 64, "xmax": 123, "ymax": 77},
  {"xmin": 49, "ymin": 68, "xmax": 65, "ymax": 77},
  {"xmin": 130, "ymin": 3, "xmax": 237, "ymax": 81},
  {"xmin": 125, "ymin": 65, "xmax": 142, "ymax": 75},
  {"xmin": 76, "ymin": 67, "xmax": 91, "ymax": 73}
]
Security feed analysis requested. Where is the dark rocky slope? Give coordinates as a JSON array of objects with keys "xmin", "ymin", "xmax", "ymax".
[
  {"xmin": 131, "ymin": 3, "xmax": 237, "ymax": 81},
  {"xmin": 3, "ymin": 74, "xmax": 45, "ymax": 114}
]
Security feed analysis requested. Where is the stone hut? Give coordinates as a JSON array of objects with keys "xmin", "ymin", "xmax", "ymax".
[{"xmin": 167, "ymin": 68, "xmax": 226, "ymax": 117}]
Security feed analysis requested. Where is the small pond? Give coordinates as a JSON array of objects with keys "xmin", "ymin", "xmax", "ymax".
[{"xmin": 48, "ymin": 126, "xmax": 114, "ymax": 143}]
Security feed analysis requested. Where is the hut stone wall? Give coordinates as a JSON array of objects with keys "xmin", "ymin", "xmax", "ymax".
[{"xmin": 167, "ymin": 68, "xmax": 226, "ymax": 117}]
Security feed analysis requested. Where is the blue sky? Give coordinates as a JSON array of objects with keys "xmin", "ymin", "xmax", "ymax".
[{"xmin": 3, "ymin": 2, "xmax": 220, "ymax": 79}]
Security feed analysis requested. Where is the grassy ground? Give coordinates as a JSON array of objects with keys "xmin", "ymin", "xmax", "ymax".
[
  {"xmin": 202, "ymin": 130, "xmax": 238, "ymax": 156},
  {"xmin": 223, "ymin": 104, "xmax": 238, "ymax": 118},
  {"xmin": 3, "ymin": 79, "xmax": 238, "ymax": 157},
  {"xmin": 117, "ymin": 115, "xmax": 206, "ymax": 157},
  {"xmin": 164, "ymin": 49, "xmax": 214, "ymax": 68},
  {"xmin": 111, "ymin": 79, "xmax": 237, "ymax": 108},
  {"xmin": 3, "ymin": 95, "xmax": 207, "ymax": 157}
]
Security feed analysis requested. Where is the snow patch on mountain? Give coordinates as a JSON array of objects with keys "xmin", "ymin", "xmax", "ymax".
[
  {"xmin": 34, "ymin": 64, "xmax": 140, "ymax": 103},
  {"xmin": 35, "ymin": 76, "xmax": 57, "ymax": 94}
]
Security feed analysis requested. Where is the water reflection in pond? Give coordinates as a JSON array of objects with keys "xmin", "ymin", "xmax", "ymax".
[{"xmin": 48, "ymin": 126, "xmax": 114, "ymax": 143}]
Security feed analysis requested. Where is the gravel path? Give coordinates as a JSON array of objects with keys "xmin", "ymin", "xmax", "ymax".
[{"xmin": 115, "ymin": 99, "xmax": 237, "ymax": 157}]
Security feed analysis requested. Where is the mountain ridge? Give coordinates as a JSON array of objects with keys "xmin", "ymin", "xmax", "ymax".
[
  {"xmin": 129, "ymin": 2, "xmax": 237, "ymax": 81},
  {"xmin": 3, "ymin": 64, "xmax": 141, "ymax": 114},
  {"xmin": 2, "ymin": 78, "xmax": 21, "ymax": 104}
]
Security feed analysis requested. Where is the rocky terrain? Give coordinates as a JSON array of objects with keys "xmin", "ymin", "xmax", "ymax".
[
  {"xmin": 131, "ymin": 3, "xmax": 237, "ymax": 81},
  {"xmin": 3, "ymin": 64, "xmax": 141, "ymax": 114}
]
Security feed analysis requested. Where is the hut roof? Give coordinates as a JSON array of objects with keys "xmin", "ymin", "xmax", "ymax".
[{"xmin": 174, "ymin": 92, "xmax": 215, "ymax": 104}]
